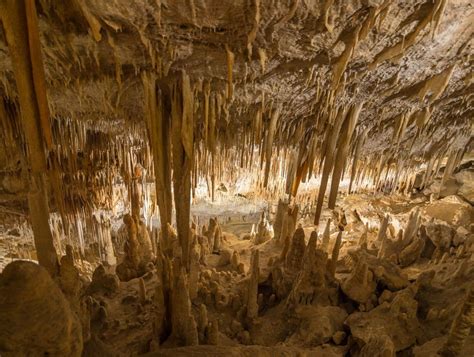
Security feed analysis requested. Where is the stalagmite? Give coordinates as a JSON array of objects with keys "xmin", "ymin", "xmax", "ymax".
[
  {"xmin": 273, "ymin": 199, "xmax": 288, "ymax": 242},
  {"xmin": 320, "ymin": 219, "xmax": 331, "ymax": 252},
  {"xmin": 169, "ymin": 259, "xmax": 199, "ymax": 346},
  {"xmin": 285, "ymin": 227, "xmax": 306, "ymax": 271},
  {"xmin": 0, "ymin": 1, "xmax": 472, "ymax": 355},
  {"xmin": 327, "ymin": 230, "xmax": 342, "ymax": 277},
  {"xmin": 341, "ymin": 256, "xmax": 375, "ymax": 303},
  {"xmin": 377, "ymin": 214, "xmax": 390, "ymax": 243},
  {"xmin": 254, "ymin": 211, "xmax": 272, "ymax": 244},
  {"xmin": 247, "ymin": 250, "xmax": 260, "ymax": 319}
]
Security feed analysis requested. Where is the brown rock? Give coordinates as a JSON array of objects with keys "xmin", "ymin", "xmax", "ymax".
[{"xmin": 0, "ymin": 261, "xmax": 83, "ymax": 356}]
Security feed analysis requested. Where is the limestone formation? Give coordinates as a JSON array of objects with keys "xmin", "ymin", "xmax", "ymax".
[
  {"xmin": 345, "ymin": 287, "xmax": 421, "ymax": 352},
  {"xmin": 0, "ymin": 0, "xmax": 472, "ymax": 354},
  {"xmin": 87, "ymin": 264, "xmax": 120, "ymax": 296},
  {"xmin": 341, "ymin": 255, "xmax": 376, "ymax": 304},
  {"xmin": 247, "ymin": 249, "xmax": 260, "ymax": 319},
  {"xmin": 327, "ymin": 231, "xmax": 343, "ymax": 277},
  {"xmin": 254, "ymin": 211, "xmax": 273, "ymax": 244},
  {"xmin": 348, "ymin": 249, "xmax": 409, "ymax": 291},
  {"xmin": 58, "ymin": 244, "xmax": 82, "ymax": 304},
  {"xmin": 273, "ymin": 199, "xmax": 289, "ymax": 242},
  {"xmin": 285, "ymin": 227, "xmax": 306, "ymax": 271},
  {"xmin": 0, "ymin": 261, "xmax": 82, "ymax": 356},
  {"xmin": 116, "ymin": 214, "xmax": 154, "ymax": 281},
  {"xmin": 287, "ymin": 232, "xmax": 337, "ymax": 307},
  {"xmin": 169, "ymin": 260, "xmax": 199, "ymax": 346},
  {"xmin": 320, "ymin": 219, "xmax": 332, "ymax": 252},
  {"xmin": 439, "ymin": 287, "xmax": 474, "ymax": 357},
  {"xmin": 359, "ymin": 335, "xmax": 395, "ymax": 357}
]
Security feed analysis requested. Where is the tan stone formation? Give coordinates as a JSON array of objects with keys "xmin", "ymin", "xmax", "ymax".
[
  {"xmin": 197, "ymin": 303, "xmax": 208, "ymax": 343},
  {"xmin": 345, "ymin": 286, "xmax": 421, "ymax": 352},
  {"xmin": 188, "ymin": 234, "xmax": 201, "ymax": 300},
  {"xmin": 439, "ymin": 286, "xmax": 474, "ymax": 357},
  {"xmin": 341, "ymin": 255, "xmax": 376, "ymax": 304},
  {"xmin": 348, "ymin": 249, "xmax": 409, "ymax": 291},
  {"xmin": 376, "ymin": 214, "xmax": 390, "ymax": 243},
  {"xmin": 399, "ymin": 232, "xmax": 426, "ymax": 267},
  {"xmin": 273, "ymin": 199, "xmax": 289, "ymax": 242},
  {"xmin": 87, "ymin": 264, "xmax": 120, "ymax": 296},
  {"xmin": 320, "ymin": 218, "xmax": 332, "ymax": 252},
  {"xmin": 359, "ymin": 335, "xmax": 395, "ymax": 357},
  {"xmin": 287, "ymin": 231, "xmax": 337, "ymax": 307},
  {"xmin": 204, "ymin": 217, "xmax": 218, "ymax": 255},
  {"xmin": 246, "ymin": 249, "xmax": 260, "ymax": 320},
  {"xmin": 285, "ymin": 226, "xmax": 306, "ymax": 272},
  {"xmin": 327, "ymin": 230, "xmax": 343, "ymax": 278},
  {"xmin": 213, "ymin": 224, "xmax": 223, "ymax": 253},
  {"xmin": 254, "ymin": 211, "xmax": 272, "ymax": 245},
  {"xmin": 0, "ymin": 0, "xmax": 59, "ymax": 276},
  {"xmin": 58, "ymin": 244, "xmax": 83, "ymax": 304},
  {"xmin": 0, "ymin": 0, "xmax": 472, "ymax": 355},
  {"xmin": 279, "ymin": 204, "xmax": 299, "ymax": 247},
  {"xmin": 0, "ymin": 261, "xmax": 82, "ymax": 356},
  {"xmin": 288, "ymin": 305, "xmax": 348, "ymax": 347},
  {"xmin": 169, "ymin": 259, "xmax": 199, "ymax": 346},
  {"xmin": 116, "ymin": 213, "xmax": 154, "ymax": 281}
]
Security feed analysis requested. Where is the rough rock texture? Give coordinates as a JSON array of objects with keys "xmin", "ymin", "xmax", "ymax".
[
  {"xmin": 341, "ymin": 254, "xmax": 376, "ymax": 304},
  {"xmin": 348, "ymin": 248, "xmax": 409, "ymax": 291},
  {"xmin": 359, "ymin": 335, "xmax": 395, "ymax": 357},
  {"xmin": 116, "ymin": 214, "xmax": 154, "ymax": 281},
  {"xmin": 0, "ymin": 1, "xmax": 473, "ymax": 352},
  {"xmin": 288, "ymin": 305, "xmax": 347, "ymax": 346},
  {"xmin": 254, "ymin": 212, "xmax": 272, "ymax": 244},
  {"xmin": 345, "ymin": 286, "xmax": 421, "ymax": 352},
  {"xmin": 0, "ymin": 261, "xmax": 83, "ymax": 356}
]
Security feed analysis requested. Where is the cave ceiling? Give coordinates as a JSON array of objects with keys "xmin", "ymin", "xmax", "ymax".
[{"xmin": 0, "ymin": 0, "xmax": 472, "ymax": 167}]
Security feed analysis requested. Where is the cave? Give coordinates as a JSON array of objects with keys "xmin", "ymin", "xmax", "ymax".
[{"xmin": 0, "ymin": 0, "xmax": 473, "ymax": 356}]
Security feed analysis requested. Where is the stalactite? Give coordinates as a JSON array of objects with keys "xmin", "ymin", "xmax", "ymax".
[
  {"xmin": 142, "ymin": 72, "xmax": 173, "ymax": 255},
  {"xmin": 246, "ymin": 0, "xmax": 261, "ymax": 59},
  {"xmin": 369, "ymin": 0, "xmax": 447, "ymax": 69},
  {"xmin": 258, "ymin": 48, "xmax": 267, "ymax": 73},
  {"xmin": 332, "ymin": 24, "xmax": 361, "ymax": 90},
  {"xmin": 314, "ymin": 107, "xmax": 345, "ymax": 225},
  {"xmin": 323, "ymin": 0, "xmax": 335, "ymax": 33},
  {"xmin": 225, "ymin": 45, "xmax": 235, "ymax": 101},
  {"xmin": 417, "ymin": 65, "xmax": 455, "ymax": 103},
  {"xmin": 263, "ymin": 105, "xmax": 281, "ymax": 188},
  {"xmin": 348, "ymin": 128, "xmax": 367, "ymax": 194},
  {"xmin": 440, "ymin": 149, "xmax": 460, "ymax": 195},
  {"xmin": 75, "ymin": 0, "xmax": 102, "ymax": 42},
  {"xmin": 328, "ymin": 102, "xmax": 363, "ymax": 209}
]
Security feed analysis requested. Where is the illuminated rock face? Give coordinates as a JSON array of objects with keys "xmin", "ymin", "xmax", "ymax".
[{"xmin": 0, "ymin": 0, "xmax": 473, "ymax": 355}]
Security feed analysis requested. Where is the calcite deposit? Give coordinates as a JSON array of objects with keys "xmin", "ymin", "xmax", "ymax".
[{"xmin": 0, "ymin": 0, "xmax": 472, "ymax": 356}]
